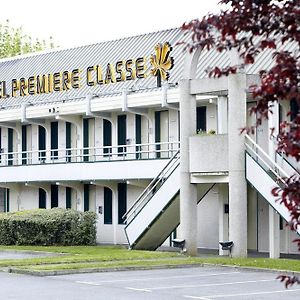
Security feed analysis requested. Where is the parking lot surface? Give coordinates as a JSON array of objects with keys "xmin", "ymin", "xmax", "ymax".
[{"xmin": 1, "ymin": 266, "xmax": 300, "ymax": 299}]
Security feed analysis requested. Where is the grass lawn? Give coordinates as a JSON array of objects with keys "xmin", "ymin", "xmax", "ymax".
[{"xmin": 0, "ymin": 245, "xmax": 299, "ymax": 274}]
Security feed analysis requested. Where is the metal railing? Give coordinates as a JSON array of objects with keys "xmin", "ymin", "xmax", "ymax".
[
  {"xmin": 0, "ymin": 141, "xmax": 180, "ymax": 167},
  {"xmin": 244, "ymin": 134, "xmax": 288, "ymax": 187},
  {"xmin": 123, "ymin": 150, "xmax": 180, "ymax": 225},
  {"xmin": 275, "ymin": 151, "xmax": 300, "ymax": 176}
]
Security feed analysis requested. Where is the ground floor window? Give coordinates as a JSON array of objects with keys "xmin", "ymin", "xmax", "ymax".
[
  {"xmin": 84, "ymin": 184, "xmax": 90, "ymax": 211},
  {"xmin": 118, "ymin": 183, "xmax": 127, "ymax": 224},
  {"xmin": 51, "ymin": 184, "xmax": 58, "ymax": 208},
  {"xmin": 104, "ymin": 187, "xmax": 112, "ymax": 224},
  {"xmin": 66, "ymin": 187, "xmax": 72, "ymax": 209},
  {"xmin": 39, "ymin": 188, "xmax": 46, "ymax": 209}
]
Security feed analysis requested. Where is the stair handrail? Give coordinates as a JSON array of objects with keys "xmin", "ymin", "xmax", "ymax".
[
  {"xmin": 123, "ymin": 150, "xmax": 180, "ymax": 224},
  {"xmin": 244, "ymin": 134, "xmax": 288, "ymax": 186},
  {"xmin": 275, "ymin": 151, "xmax": 300, "ymax": 176},
  {"xmin": 269, "ymin": 135, "xmax": 300, "ymax": 175}
]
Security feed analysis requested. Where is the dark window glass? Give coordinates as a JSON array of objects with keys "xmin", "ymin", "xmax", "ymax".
[
  {"xmin": 4, "ymin": 188, "xmax": 9, "ymax": 212},
  {"xmin": 84, "ymin": 184, "xmax": 89, "ymax": 211},
  {"xmin": 135, "ymin": 115, "xmax": 141, "ymax": 159},
  {"xmin": 8, "ymin": 128, "xmax": 13, "ymax": 165},
  {"xmin": 83, "ymin": 119, "xmax": 89, "ymax": 161},
  {"xmin": 39, "ymin": 188, "xmax": 46, "ymax": 209},
  {"xmin": 103, "ymin": 119, "xmax": 112, "ymax": 156},
  {"xmin": 39, "ymin": 126, "xmax": 46, "ymax": 160},
  {"xmin": 155, "ymin": 111, "xmax": 161, "ymax": 158},
  {"xmin": 66, "ymin": 122, "xmax": 72, "ymax": 162},
  {"xmin": 290, "ymin": 99, "xmax": 299, "ymax": 121},
  {"xmin": 22, "ymin": 125, "xmax": 27, "ymax": 165},
  {"xmin": 118, "ymin": 115, "xmax": 126, "ymax": 156},
  {"xmin": 66, "ymin": 187, "xmax": 72, "ymax": 209},
  {"xmin": 51, "ymin": 185, "xmax": 58, "ymax": 208},
  {"xmin": 118, "ymin": 183, "xmax": 127, "ymax": 224},
  {"xmin": 104, "ymin": 187, "xmax": 112, "ymax": 224},
  {"xmin": 196, "ymin": 106, "xmax": 207, "ymax": 133},
  {"xmin": 51, "ymin": 122, "xmax": 58, "ymax": 159}
]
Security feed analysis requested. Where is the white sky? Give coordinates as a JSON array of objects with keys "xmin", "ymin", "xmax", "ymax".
[{"xmin": 0, "ymin": 0, "xmax": 220, "ymax": 49}]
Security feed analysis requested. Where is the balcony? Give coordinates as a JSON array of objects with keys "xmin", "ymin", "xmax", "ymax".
[
  {"xmin": 0, "ymin": 142, "xmax": 179, "ymax": 183},
  {"xmin": 189, "ymin": 134, "xmax": 228, "ymax": 183}
]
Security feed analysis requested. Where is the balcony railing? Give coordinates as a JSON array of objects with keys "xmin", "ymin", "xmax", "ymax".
[{"xmin": 0, "ymin": 141, "xmax": 180, "ymax": 167}]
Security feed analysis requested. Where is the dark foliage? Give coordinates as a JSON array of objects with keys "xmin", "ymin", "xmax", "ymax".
[
  {"xmin": 0, "ymin": 208, "xmax": 97, "ymax": 246},
  {"xmin": 182, "ymin": 0, "xmax": 299, "ymax": 287}
]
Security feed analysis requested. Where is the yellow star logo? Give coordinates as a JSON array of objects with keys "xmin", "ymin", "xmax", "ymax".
[{"xmin": 150, "ymin": 42, "xmax": 174, "ymax": 82}]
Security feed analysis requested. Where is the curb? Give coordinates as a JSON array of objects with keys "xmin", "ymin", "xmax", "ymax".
[
  {"xmin": 6, "ymin": 263, "xmax": 204, "ymax": 276},
  {"xmin": 5, "ymin": 263, "xmax": 300, "ymax": 277}
]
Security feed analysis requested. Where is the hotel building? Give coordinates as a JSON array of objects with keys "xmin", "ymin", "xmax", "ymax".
[{"xmin": 0, "ymin": 28, "xmax": 298, "ymax": 257}]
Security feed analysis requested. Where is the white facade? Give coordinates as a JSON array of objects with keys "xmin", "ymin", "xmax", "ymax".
[{"xmin": 0, "ymin": 28, "xmax": 298, "ymax": 257}]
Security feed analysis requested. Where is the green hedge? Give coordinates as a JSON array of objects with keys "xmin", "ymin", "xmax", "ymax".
[{"xmin": 0, "ymin": 208, "xmax": 97, "ymax": 246}]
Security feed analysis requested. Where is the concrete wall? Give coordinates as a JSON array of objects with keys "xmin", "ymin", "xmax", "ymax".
[
  {"xmin": 247, "ymin": 185, "xmax": 258, "ymax": 251},
  {"xmin": 189, "ymin": 134, "xmax": 228, "ymax": 173},
  {"xmin": 197, "ymin": 185, "xmax": 219, "ymax": 249}
]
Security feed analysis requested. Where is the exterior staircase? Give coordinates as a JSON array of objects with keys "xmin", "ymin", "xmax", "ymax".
[
  {"xmin": 245, "ymin": 134, "xmax": 300, "ymax": 235},
  {"xmin": 123, "ymin": 150, "xmax": 214, "ymax": 250}
]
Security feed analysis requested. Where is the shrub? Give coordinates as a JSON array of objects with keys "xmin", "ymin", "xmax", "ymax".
[{"xmin": 0, "ymin": 208, "xmax": 97, "ymax": 246}]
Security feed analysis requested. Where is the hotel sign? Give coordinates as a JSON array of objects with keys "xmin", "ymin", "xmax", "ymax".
[{"xmin": 0, "ymin": 43, "xmax": 173, "ymax": 99}]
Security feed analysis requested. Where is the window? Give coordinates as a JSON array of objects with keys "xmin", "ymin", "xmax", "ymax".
[
  {"xmin": 39, "ymin": 188, "xmax": 46, "ymax": 209},
  {"xmin": 66, "ymin": 122, "xmax": 72, "ymax": 162},
  {"xmin": 83, "ymin": 119, "xmax": 89, "ymax": 162},
  {"xmin": 118, "ymin": 183, "xmax": 127, "ymax": 224},
  {"xmin": 39, "ymin": 126, "xmax": 46, "ymax": 161},
  {"xmin": 155, "ymin": 111, "xmax": 161, "ymax": 158},
  {"xmin": 8, "ymin": 128, "xmax": 13, "ymax": 165},
  {"xmin": 51, "ymin": 184, "xmax": 58, "ymax": 208},
  {"xmin": 51, "ymin": 121, "xmax": 58, "ymax": 159},
  {"xmin": 103, "ymin": 119, "xmax": 112, "ymax": 156},
  {"xmin": 84, "ymin": 184, "xmax": 90, "ymax": 211},
  {"xmin": 66, "ymin": 187, "xmax": 72, "ymax": 209},
  {"xmin": 104, "ymin": 187, "xmax": 112, "ymax": 224},
  {"xmin": 196, "ymin": 106, "xmax": 207, "ymax": 133},
  {"xmin": 4, "ymin": 189, "xmax": 9, "ymax": 212},
  {"xmin": 22, "ymin": 125, "xmax": 27, "ymax": 165},
  {"xmin": 117, "ymin": 115, "xmax": 126, "ymax": 156},
  {"xmin": 135, "ymin": 114, "xmax": 141, "ymax": 159},
  {"xmin": 290, "ymin": 99, "xmax": 299, "ymax": 121}
]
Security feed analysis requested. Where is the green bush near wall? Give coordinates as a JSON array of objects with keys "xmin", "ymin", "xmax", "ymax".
[{"xmin": 0, "ymin": 208, "xmax": 97, "ymax": 246}]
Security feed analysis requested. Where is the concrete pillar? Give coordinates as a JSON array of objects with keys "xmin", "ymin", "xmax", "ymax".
[
  {"xmin": 217, "ymin": 96, "xmax": 228, "ymax": 134},
  {"xmin": 218, "ymin": 184, "xmax": 229, "ymax": 255},
  {"xmin": 179, "ymin": 79, "xmax": 198, "ymax": 256},
  {"xmin": 58, "ymin": 120, "xmax": 66, "ymax": 163},
  {"xmin": 31, "ymin": 125, "xmax": 39, "ymax": 164},
  {"xmin": 111, "ymin": 115, "xmax": 118, "ymax": 159},
  {"xmin": 45, "ymin": 122, "xmax": 51, "ymax": 163},
  {"xmin": 16, "ymin": 124, "xmax": 22, "ymax": 165},
  {"xmin": 268, "ymin": 101, "xmax": 280, "ymax": 258},
  {"xmin": 269, "ymin": 208, "xmax": 280, "ymax": 258},
  {"xmin": 228, "ymin": 72, "xmax": 248, "ymax": 257},
  {"xmin": 148, "ymin": 110, "xmax": 156, "ymax": 159},
  {"xmin": 127, "ymin": 113, "xmax": 135, "ymax": 159}
]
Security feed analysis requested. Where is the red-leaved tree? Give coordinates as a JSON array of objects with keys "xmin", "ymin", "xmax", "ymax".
[{"xmin": 182, "ymin": 0, "xmax": 299, "ymax": 287}]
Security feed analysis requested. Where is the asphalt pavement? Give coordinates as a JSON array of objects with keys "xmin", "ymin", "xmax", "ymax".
[{"xmin": 0, "ymin": 266, "xmax": 300, "ymax": 299}]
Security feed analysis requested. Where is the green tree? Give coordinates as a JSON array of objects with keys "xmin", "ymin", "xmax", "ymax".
[{"xmin": 0, "ymin": 20, "xmax": 54, "ymax": 58}]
